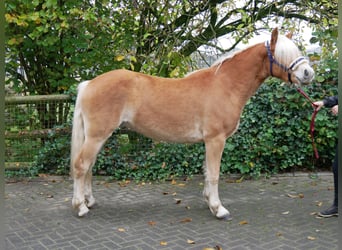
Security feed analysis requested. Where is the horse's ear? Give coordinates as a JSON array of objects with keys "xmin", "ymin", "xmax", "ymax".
[
  {"xmin": 270, "ymin": 28, "xmax": 278, "ymax": 52},
  {"xmin": 286, "ymin": 32, "xmax": 293, "ymax": 39}
]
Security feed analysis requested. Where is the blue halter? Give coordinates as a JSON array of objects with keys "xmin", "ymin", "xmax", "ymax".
[{"xmin": 265, "ymin": 41, "xmax": 308, "ymax": 83}]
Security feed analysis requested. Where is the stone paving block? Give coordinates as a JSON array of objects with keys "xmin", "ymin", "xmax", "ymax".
[
  {"xmin": 63, "ymin": 246, "xmax": 78, "ymax": 250},
  {"xmin": 5, "ymin": 174, "xmax": 338, "ymax": 250}
]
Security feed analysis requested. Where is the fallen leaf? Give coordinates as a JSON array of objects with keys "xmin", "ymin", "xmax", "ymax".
[
  {"xmin": 307, "ymin": 236, "xmax": 316, "ymax": 241},
  {"xmin": 162, "ymin": 192, "xmax": 169, "ymax": 195},
  {"xmin": 239, "ymin": 220, "xmax": 248, "ymax": 225},
  {"xmin": 171, "ymin": 179, "xmax": 177, "ymax": 185},
  {"xmin": 148, "ymin": 221, "xmax": 156, "ymax": 226},
  {"xmin": 178, "ymin": 183, "xmax": 186, "ymax": 187},
  {"xmin": 118, "ymin": 180, "xmax": 130, "ymax": 187},
  {"xmin": 180, "ymin": 218, "xmax": 192, "ymax": 223},
  {"xmin": 64, "ymin": 198, "xmax": 70, "ymax": 202},
  {"xmin": 187, "ymin": 239, "xmax": 195, "ymax": 244},
  {"xmin": 316, "ymin": 201, "xmax": 323, "ymax": 207},
  {"xmin": 174, "ymin": 198, "xmax": 182, "ymax": 204},
  {"xmin": 286, "ymin": 193, "xmax": 304, "ymax": 199},
  {"xmin": 38, "ymin": 173, "xmax": 49, "ymax": 178},
  {"xmin": 276, "ymin": 232, "xmax": 283, "ymax": 237},
  {"xmin": 172, "ymin": 192, "xmax": 177, "ymax": 196},
  {"xmin": 161, "ymin": 162, "xmax": 166, "ymax": 168},
  {"xmin": 236, "ymin": 176, "xmax": 244, "ymax": 183},
  {"xmin": 117, "ymin": 228, "xmax": 126, "ymax": 232},
  {"xmin": 160, "ymin": 241, "xmax": 168, "ymax": 246},
  {"xmin": 203, "ymin": 247, "xmax": 222, "ymax": 250},
  {"xmin": 185, "ymin": 206, "xmax": 191, "ymax": 210},
  {"xmin": 282, "ymin": 211, "xmax": 290, "ymax": 215},
  {"xmin": 287, "ymin": 193, "xmax": 299, "ymax": 198}
]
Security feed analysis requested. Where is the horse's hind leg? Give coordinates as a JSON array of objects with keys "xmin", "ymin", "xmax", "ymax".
[
  {"xmin": 84, "ymin": 169, "xmax": 96, "ymax": 208},
  {"xmin": 203, "ymin": 135, "xmax": 231, "ymax": 220},
  {"xmin": 72, "ymin": 137, "xmax": 106, "ymax": 216}
]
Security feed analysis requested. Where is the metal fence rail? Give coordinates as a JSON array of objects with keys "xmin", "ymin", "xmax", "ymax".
[{"xmin": 5, "ymin": 95, "xmax": 72, "ymax": 169}]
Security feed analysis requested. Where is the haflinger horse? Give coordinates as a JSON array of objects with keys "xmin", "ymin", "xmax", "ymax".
[{"xmin": 71, "ymin": 28, "xmax": 314, "ymax": 219}]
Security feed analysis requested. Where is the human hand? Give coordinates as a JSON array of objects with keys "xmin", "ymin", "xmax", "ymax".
[
  {"xmin": 331, "ymin": 105, "xmax": 338, "ymax": 115},
  {"xmin": 313, "ymin": 100, "xmax": 324, "ymax": 111}
]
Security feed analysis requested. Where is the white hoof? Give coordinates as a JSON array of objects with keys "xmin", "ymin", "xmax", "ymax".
[
  {"xmin": 216, "ymin": 206, "xmax": 232, "ymax": 221},
  {"xmin": 78, "ymin": 203, "xmax": 90, "ymax": 217},
  {"xmin": 86, "ymin": 196, "xmax": 96, "ymax": 208}
]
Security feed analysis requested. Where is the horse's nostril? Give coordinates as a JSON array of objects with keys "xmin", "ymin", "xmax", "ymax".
[{"xmin": 304, "ymin": 69, "xmax": 309, "ymax": 77}]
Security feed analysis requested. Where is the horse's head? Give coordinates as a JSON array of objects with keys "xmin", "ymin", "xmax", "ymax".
[{"xmin": 266, "ymin": 28, "xmax": 314, "ymax": 85}]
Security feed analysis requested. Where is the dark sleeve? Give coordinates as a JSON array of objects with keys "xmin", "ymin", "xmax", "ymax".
[{"xmin": 323, "ymin": 95, "xmax": 338, "ymax": 108}]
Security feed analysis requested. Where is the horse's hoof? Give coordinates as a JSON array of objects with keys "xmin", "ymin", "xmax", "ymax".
[
  {"xmin": 78, "ymin": 203, "xmax": 90, "ymax": 217},
  {"xmin": 86, "ymin": 197, "xmax": 96, "ymax": 208},
  {"xmin": 217, "ymin": 213, "xmax": 233, "ymax": 221},
  {"xmin": 216, "ymin": 206, "xmax": 232, "ymax": 221}
]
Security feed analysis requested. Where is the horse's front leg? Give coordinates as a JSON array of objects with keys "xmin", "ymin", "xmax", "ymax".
[
  {"xmin": 84, "ymin": 170, "xmax": 96, "ymax": 208},
  {"xmin": 72, "ymin": 157, "xmax": 90, "ymax": 217},
  {"xmin": 203, "ymin": 135, "xmax": 231, "ymax": 220}
]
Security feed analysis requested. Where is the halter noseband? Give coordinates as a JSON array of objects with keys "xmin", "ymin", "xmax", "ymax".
[{"xmin": 265, "ymin": 41, "xmax": 308, "ymax": 83}]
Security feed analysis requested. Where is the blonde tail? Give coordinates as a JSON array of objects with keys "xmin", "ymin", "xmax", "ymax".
[{"xmin": 70, "ymin": 81, "xmax": 90, "ymax": 177}]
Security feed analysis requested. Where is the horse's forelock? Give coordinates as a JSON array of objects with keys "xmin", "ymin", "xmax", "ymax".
[{"xmin": 274, "ymin": 35, "xmax": 302, "ymax": 66}]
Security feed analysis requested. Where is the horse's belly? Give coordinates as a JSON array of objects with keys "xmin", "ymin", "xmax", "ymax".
[{"xmin": 127, "ymin": 120, "xmax": 203, "ymax": 143}]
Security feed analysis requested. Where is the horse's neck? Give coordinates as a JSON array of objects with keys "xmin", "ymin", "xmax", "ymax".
[{"xmin": 215, "ymin": 43, "xmax": 269, "ymax": 103}]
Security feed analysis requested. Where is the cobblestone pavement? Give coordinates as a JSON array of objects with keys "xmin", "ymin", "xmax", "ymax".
[{"xmin": 5, "ymin": 173, "xmax": 338, "ymax": 250}]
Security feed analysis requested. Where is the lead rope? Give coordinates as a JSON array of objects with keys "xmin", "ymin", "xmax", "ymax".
[{"xmin": 296, "ymin": 87, "xmax": 320, "ymax": 159}]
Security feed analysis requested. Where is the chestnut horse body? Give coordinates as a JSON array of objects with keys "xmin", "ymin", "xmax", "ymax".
[{"xmin": 71, "ymin": 28, "xmax": 314, "ymax": 219}]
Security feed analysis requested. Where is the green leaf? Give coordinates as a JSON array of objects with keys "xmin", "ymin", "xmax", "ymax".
[{"xmin": 316, "ymin": 75, "xmax": 325, "ymax": 82}]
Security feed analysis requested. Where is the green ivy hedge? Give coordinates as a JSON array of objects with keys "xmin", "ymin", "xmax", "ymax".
[
  {"xmin": 13, "ymin": 78, "xmax": 337, "ymax": 180},
  {"xmin": 221, "ymin": 80, "xmax": 337, "ymax": 177}
]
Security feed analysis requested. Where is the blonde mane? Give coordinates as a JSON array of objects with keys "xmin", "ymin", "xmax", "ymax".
[
  {"xmin": 211, "ymin": 48, "xmax": 244, "ymax": 68},
  {"xmin": 274, "ymin": 34, "xmax": 302, "ymax": 66},
  {"xmin": 211, "ymin": 34, "xmax": 302, "ymax": 73}
]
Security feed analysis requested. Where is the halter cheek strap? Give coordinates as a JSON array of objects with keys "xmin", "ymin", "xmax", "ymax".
[{"xmin": 265, "ymin": 41, "xmax": 308, "ymax": 83}]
